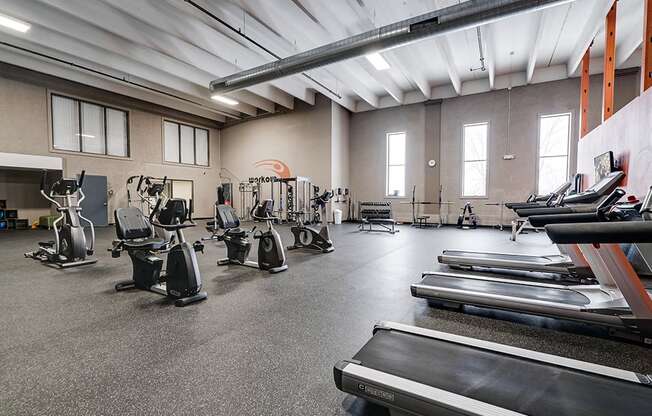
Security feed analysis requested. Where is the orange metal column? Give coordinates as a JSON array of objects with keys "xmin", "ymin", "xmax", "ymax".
[
  {"xmin": 580, "ymin": 48, "xmax": 591, "ymax": 138},
  {"xmin": 602, "ymin": 1, "xmax": 617, "ymax": 121},
  {"xmin": 643, "ymin": 0, "xmax": 652, "ymax": 91}
]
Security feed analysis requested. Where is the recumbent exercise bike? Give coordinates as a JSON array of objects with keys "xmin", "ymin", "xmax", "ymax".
[
  {"xmin": 111, "ymin": 198, "xmax": 207, "ymax": 307},
  {"xmin": 287, "ymin": 190, "xmax": 335, "ymax": 253},
  {"xmin": 214, "ymin": 199, "xmax": 288, "ymax": 273},
  {"xmin": 25, "ymin": 170, "xmax": 96, "ymax": 268}
]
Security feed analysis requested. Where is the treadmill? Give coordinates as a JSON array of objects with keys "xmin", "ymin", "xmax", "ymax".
[
  {"xmin": 411, "ymin": 187, "xmax": 652, "ymax": 343},
  {"xmin": 439, "ymin": 189, "xmax": 628, "ymax": 279},
  {"xmin": 334, "ymin": 321, "xmax": 652, "ymax": 416},
  {"xmin": 514, "ymin": 170, "xmax": 624, "ymax": 218},
  {"xmin": 504, "ymin": 180, "xmax": 571, "ymax": 211}
]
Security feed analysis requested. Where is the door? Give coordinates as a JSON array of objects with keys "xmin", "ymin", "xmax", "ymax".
[{"xmin": 79, "ymin": 174, "xmax": 108, "ymax": 227}]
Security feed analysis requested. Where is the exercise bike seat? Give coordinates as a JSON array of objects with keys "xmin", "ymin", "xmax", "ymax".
[
  {"xmin": 121, "ymin": 237, "xmax": 168, "ymax": 251},
  {"xmin": 114, "ymin": 207, "xmax": 167, "ymax": 251}
]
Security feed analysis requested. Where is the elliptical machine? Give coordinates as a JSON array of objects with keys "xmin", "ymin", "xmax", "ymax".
[
  {"xmin": 25, "ymin": 170, "xmax": 96, "ymax": 268},
  {"xmin": 215, "ymin": 199, "xmax": 288, "ymax": 273},
  {"xmin": 127, "ymin": 175, "xmax": 174, "ymax": 244},
  {"xmin": 287, "ymin": 190, "xmax": 334, "ymax": 253},
  {"xmin": 111, "ymin": 198, "xmax": 207, "ymax": 307}
]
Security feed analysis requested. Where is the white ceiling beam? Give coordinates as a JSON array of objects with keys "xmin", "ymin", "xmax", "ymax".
[
  {"xmin": 232, "ymin": 0, "xmax": 381, "ymax": 108},
  {"xmin": 345, "ymin": 0, "xmax": 431, "ymax": 99},
  {"xmin": 479, "ymin": 25, "xmax": 496, "ymax": 89},
  {"xmin": 102, "ymin": 0, "xmax": 297, "ymax": 110},
  {"xmin": 32, "ymin": 0, "xmax": 260, "ymax": 116},
  {"xmin": 527, "ymin": 10, "xmax": 548, "ymax": 84},
  {"xmin": 567, "ymin": 0, "xmax": 616, "ymax": 76},
  {"xmin": 296, "ymin": 0, "xmax": 406, "ymax": 104},
  {"xmin": 0, "ymin": 43, "xmax": 228, "ymax": 122},
  {"xmin": 0, "ymin": 4, "xmax": 247, "ymax": 118},
  {"xmin": 178, "ymin": 0, "xmax": 361, "ymax": 110},
  {"xmin": 435, "ymin": 37, "xmax": 462, "ymax": 95}
]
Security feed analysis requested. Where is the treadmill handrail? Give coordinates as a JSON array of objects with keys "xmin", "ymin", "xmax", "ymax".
[
  {"xmin": 546, "ymin": 221, "xmax": 652, "ymax": 244},
  {"xmin": 372, "ymin": 321, "xmax": 651, "ymax": 384}
]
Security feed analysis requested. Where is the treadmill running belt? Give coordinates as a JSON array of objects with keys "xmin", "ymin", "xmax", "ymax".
[
  {"xmin": 353, "ymin": 329, "xmax": 652, "ymax": 416},
  {"xmin": 419, "ymin": 275, "xmax": 590, "ymax": 306},
  {"xmin": 442, "ymin": 251, "xmax": 565, "ymax": 264}
]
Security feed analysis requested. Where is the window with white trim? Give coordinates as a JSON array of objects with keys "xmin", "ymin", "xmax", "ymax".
[
  {"xmin": 538, "ymin": 113, "xmax": 570, "ymax": 195},
  {"xmin": 51, "ymin": 94, "xmax": 129, "ymax": 157},
  {"xmin": 164, "ymin": 121, "xmax": 209, "ymax": 166},
  {"xmin": 386, "ymin": 132, "xmax": 406, "ymax": 197},
  {"xmin": 462, "ymin": 122, "xmax": 488, "ymax": 197}
]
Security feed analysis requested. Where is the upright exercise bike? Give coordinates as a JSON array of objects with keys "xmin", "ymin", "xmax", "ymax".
[
  {"xmin": 287, "ymin": 190, "xmax": 335, "ymax": 253},
  {"xmin": 25, "ymin": 170, "xmax": 96, "ymax": 268},
  {"xmin": 215, "ymin": 199, "xmax": 288, "ymax": 273},
  {"xmin": 111, "ymin": 198, "xmax": 207, "ymax": 307}
]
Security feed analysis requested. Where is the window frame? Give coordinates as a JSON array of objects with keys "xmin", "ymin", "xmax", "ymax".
[
  {"xmin": 385, "ymin": 131, "xmax": 407, "ymax": 198},
  {"xmin": 536, "ymin": 112, "xmax": 572, "ymax": 195},
  {"xmin": 461, "ymin": 121, "xmax": 489, "ymax": 199},
  {"xmin": 49, "ymin": 92, "xmax": 130, "ymax": 159},
  {"xmin": 162, "ymin": 119, "xmax": 210, "ymax": 168}
]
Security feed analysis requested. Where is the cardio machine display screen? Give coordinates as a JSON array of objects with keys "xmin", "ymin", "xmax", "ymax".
[{"xmin": 594, "ymin": 151, "xmax": 614, "ymax": 181}]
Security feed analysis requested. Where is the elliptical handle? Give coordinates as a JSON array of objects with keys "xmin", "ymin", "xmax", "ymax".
[
  {"xmin": 162, "ymin": 176, "xmax": 168, "ymax": 186},
  {"xmin": 136, "ymin": 175, "xmax": 145, "ymax": 192},
  {"xmin": 40, "ymin": 170, "xmax": 47, "ymax": 192},
  {"xmin": 78, "ymin": 170, "xmax": 86, "ymax": 188},
  {"xmin": 150, "ymin": 198, "xmax": 162, "ymax": 222}
]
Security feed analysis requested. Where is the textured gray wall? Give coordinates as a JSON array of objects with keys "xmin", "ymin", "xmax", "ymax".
[{"xmin": 0, "ymin": 76, "xmax": 222, "ymax": 221}]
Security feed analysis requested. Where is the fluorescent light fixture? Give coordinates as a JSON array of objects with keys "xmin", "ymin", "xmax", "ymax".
[
  {"xmin": 77, "ymin": 134, "xmax": 95, "ymax": 139},
  {"xmin": 0, "ymin": 13, "xmax": 31, "ymax": 33},
  {"xmin": 211, "ymin": 94, "xmax": 239, "ymax": 106},
  {"xmin": 366, "ymin": 52, "xmax": 390, "ymax": 71}
]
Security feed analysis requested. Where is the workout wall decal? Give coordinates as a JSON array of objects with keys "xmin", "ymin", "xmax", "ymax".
[{"xmin": 254, "ymin": 159, "xmax": 292, "ymax": 178}]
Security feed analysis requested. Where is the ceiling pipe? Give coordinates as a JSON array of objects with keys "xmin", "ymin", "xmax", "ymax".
[{"xmin": 209, "ymin": 0, "xmax": 574, "ymax": 95}]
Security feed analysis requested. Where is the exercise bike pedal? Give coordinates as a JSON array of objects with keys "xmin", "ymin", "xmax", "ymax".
[{"xmin": 39, "ymin": 241, "xmax": 55, "ymax": 248}]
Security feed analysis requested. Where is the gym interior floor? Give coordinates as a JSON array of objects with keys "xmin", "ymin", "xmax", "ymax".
[{"xmin": 1, "ymin": 222, "xmax": 651, "ymax": 416}]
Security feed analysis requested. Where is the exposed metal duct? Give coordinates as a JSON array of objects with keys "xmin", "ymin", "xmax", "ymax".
[{"xmin": 209, "ymin": 0, "xmax": 574, "ymax": 95}]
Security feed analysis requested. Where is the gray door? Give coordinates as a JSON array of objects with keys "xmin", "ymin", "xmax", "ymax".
[{"xmin": 79, "ymin": 174, "xmax": 108, "ymax": 227}]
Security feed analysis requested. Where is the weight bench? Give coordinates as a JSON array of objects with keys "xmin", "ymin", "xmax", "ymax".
[{"xmin": 359, "ymin": 218, "xmax": 399, "ymax": 234}]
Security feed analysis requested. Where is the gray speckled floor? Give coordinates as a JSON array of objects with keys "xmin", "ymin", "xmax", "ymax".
[{"xmin": 1, "ymin": 222, "xmax": 651, "ymax": 416}]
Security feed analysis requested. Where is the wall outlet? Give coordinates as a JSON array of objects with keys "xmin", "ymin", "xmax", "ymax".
[{"xmin": 503, "ymin": 154, "xmax": 515, "ymax": 160}]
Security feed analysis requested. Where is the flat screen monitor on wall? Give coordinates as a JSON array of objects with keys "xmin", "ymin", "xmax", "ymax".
[{"xmin": 594, "ymin": 151, "xmax": 614, "ymax": 181}]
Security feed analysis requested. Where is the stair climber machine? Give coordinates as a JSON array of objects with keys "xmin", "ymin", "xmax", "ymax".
[
  {"xmin": 456, "ymin": 202, "xmax": 478, "ymax": 229},
  {"xmin": 111, "ymin": 198, "xmax": 207, "ymax": 307},
  {"xmin": 25, "ymin": 170, "xmax": 96, "ymax": 268},
  {"xmin": 214, "ymin": 199, "xmax": 288, "ymax": 273},
  {"xmin": 287, "ymin": 190, "xmax": 335, "ymax": 253},
  {"xmin": 411, "ymin": 186, "xmax": 652, "ymax": 343}
]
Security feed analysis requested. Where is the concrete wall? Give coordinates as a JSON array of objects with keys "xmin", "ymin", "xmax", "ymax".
[
  {"xmin": 330, "ymin": 102, "xmax": 351, "ymax": 219},
  {"xmin": 0, "ymin": 76, "xmax": 221, "ymax": 222},
  {"xmin": 220, "ymin": 94, "xmax": 333, "ymax": 216},
  {"xmin": 349, "ymin": 103, "xmax": 427, "ymax": 221},
  {"xmin": 440, "ymin": 78, "xmax": 582, "ymax": 225}
]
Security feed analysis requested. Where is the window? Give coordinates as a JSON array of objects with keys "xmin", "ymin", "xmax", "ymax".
[
  {"xmin": 164, "ymin": 120, "xmax": 209, "ymax": 166},
  {"xmin": 51, "ymin": 94, "xmax": 129, "ymax": 157},
  {"xmin": 386, "ymin": 132, "xmax": 406, "ymax": 197},
  {"xmin": 462, "ymin": 122, "xmax": 488, "ymax": 197},
  {"xmin": 538, "ymin": 113, "xmax": 570, "ymax": 195}
]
